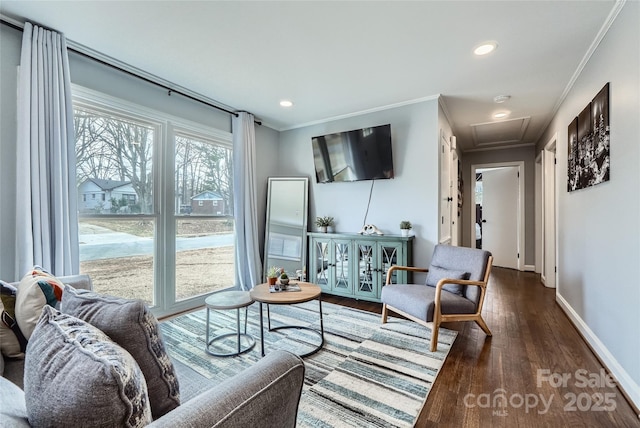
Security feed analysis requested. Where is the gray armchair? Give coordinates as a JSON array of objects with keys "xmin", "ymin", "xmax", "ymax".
[{"xmin": 381, "ymin": 244, "xmax": 493, "ymax": 351}]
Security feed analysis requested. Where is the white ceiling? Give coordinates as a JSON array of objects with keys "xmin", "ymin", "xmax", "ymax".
[{"xmin": 0, "ymin": 1, "xmax": 619, "ymax": 151}]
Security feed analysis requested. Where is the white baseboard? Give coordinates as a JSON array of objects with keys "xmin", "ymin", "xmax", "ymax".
[
  {"xmin": 524, "ymin": 264, "xmax": 535, "ymax": 272},
  {"xmin": 556, "ymin": 293, "xmax": 640, "ymax": 417}
]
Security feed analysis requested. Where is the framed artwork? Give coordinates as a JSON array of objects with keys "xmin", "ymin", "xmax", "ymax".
[{"xmin": 567, "ymin": 83, "xmax": 610, "ymax": 192}]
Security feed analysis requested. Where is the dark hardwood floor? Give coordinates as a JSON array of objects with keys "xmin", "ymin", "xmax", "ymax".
[{"xmin": 322, "ymin": 268, "xmax": 640, "ymax": 427}]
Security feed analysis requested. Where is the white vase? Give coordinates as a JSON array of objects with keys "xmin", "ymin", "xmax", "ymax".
[
  {"xmin": 401, "ymin": 229, "xmax": 409, "ymax": 237},
  {"xmin": 319, "ymin": 226, "xmax": 327, "ymax": 233}
]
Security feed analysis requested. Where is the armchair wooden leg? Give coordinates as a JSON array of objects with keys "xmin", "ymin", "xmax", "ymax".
[
  {"xmin": 475, "ymin": 317, "xmax": 492, "ymax": 336},
  {"xmin": 381, "ymin": 304, "xmax": 388, "ymax": 324},
  {"xmin": 430, "ymin": 322, "xmax": 440, "ymax": 352}
]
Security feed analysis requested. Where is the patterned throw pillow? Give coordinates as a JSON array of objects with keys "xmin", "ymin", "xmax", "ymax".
[
  {"xmin": 61, "ymin": 285, "xmax": 180, "ymax": 419},
  {"xmin": 14, "ymin": 267, "xmax": 65, "ymax": 340},
  {"xmin": 25, "ymin": 306, "xmax": 152, "ymax": 427},
  {"xmin": 0, "ymin": 280, "xmax": 26, "ymax": 358},
  {"xmin": 425, "ymin": 266, "xmax": 470, "ymax": 296}
]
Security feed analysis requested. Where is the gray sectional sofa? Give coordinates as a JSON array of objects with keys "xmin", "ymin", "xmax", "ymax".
[{"xmin": 1, "ymin": 275, "xmax": 305, "ymax": 427}]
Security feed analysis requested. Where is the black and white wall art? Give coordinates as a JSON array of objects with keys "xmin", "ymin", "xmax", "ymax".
[{"xmin": 567, "ymin": 83, "xmax": 610, "ymax": 192}]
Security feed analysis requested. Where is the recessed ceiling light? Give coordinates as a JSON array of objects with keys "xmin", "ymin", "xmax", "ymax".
[
  {"xmin": 494, "ymin": 111, "xmax": 509, "ymax": 119},
  {"xmin": 279, "ymin": 100, "xmax": 293, "ymax": 107},
  {"xmin": 494, "ymin": 95, "xmax": 511, "ymax": 103},
  {"xmin": 474, "ymin": 41, "xmax": 498, "ymax": 56}
]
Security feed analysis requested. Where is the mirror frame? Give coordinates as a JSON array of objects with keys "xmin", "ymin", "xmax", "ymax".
[{"xmin": 263, "ymin": 177, "xmax": 309, "ymax": 280}]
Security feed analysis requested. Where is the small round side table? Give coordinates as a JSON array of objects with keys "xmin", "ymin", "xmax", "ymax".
[{"xmin": 205, "ymin": 290, "xmax": 255, "ymax": 357}]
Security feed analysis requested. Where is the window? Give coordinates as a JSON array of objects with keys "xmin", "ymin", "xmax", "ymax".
[{"xmin": 73, "ymin": 86, "xmax": 234, "ymax": 316}]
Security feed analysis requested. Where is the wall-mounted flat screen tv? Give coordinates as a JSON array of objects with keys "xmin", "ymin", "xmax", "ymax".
[{"xmin": 311, "ymin": 124, "xmax": 394, "ymax": 183}]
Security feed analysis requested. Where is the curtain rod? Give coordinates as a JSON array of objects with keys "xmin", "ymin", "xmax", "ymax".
[{"xmin": 1, "ymin": 17, "xmax": 262, "ymax": 125}]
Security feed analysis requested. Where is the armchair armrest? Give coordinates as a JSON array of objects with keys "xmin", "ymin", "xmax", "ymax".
[
  {"xmin": 148, "ymin": 350, "xmax": 305, "ymax": 428},
  {"xmin": 385, "ymin": 265, "xmax": 428, "ymax": 285}
]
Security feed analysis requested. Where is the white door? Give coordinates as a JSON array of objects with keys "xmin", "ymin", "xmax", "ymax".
[
  {"xmin": 451, "ymin": 151, "xmax": 459, "ymax": 246},
  {"xmin": 439, "ymin": 135, "xmax": 451, "ymax": 243},
  {"xmin": 481, "ymin": 167, "xmax": 519, "ymax": 269}
]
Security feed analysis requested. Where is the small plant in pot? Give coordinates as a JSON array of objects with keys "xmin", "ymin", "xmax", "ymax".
[
  {"xmin": 279, "ymin": 272, "xmax": 290, "ymax": 289},
  {"xmin": 400, "ymin": 220, "xmax": 412, "ymax": 237},
  {"xmin": 267, "ymin": 266, "xmax": 279, "ymax": 285},
  {"xmin": 315, "ymin": 216, "xmax": 334, "ymax": 233}
]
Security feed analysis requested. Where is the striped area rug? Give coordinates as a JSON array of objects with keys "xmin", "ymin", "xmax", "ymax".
[{"xmin": 160, "ymin": 300, "xmax": 456, "ymax": 427}]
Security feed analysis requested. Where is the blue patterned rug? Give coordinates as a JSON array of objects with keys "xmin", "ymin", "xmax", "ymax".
[{"xmin": 160, "ymin": 300, "xmax": 456, "ymax": 427}]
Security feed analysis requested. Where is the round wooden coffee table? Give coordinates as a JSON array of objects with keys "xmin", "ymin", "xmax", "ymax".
[{"xmin": 250, "ymin": 281, "xmax": 324, "ymax": 357}]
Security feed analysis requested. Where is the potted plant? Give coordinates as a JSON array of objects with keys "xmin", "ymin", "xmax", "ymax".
[
  {"xmin": 266, "ymin": 266, "xmax": 279, "ymax": 285},
  {"xmin": 279, "ymin": 272, "xmax": 290, "ymax": 289},
  {"xmin": 400, "ymin": 220, "xmax": 412, "ymax": 237},
  {"xmin": 315, "ymin": 216, "xmax": 334, "ymax": 233}
]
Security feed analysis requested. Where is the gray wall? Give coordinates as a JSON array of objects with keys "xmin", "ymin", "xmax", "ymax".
[
  {"xmin": 277, "ymin": 100, "xmax": 441, "ymax": 271},
  {"xmin": 535, "ymin": 1, "xmax": 639, "ymax": 404},
  {"xmin": 254, "ymin": 123, "xmax": 280, "ymax": 261},
  {"xmin": 0, "ymin": 24, "xmax": 22, "ymax": 280},
  {"xmin": 461, "ymin": 146, "xmax": 537, "ymax": 266}
]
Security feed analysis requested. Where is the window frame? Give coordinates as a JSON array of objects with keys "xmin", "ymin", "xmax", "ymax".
[{"xmin": 72, "ymin": 85, "xmax": 234, "ymax": 317}]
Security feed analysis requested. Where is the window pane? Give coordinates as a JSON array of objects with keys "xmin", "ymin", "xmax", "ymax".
[
  {"xmin": 79, "ymin": 217, "xmax": 155, "ymax": 305},
  {"xmin": 175, "ymin": 218, "xmax": 235, "ymax": 300},
  {"xmin": 175, "ymin": 134, "xmax": 232, "ymax": 216},
  {"xmin": 75, "ymin": 107, "xmax": 154, "ymax": 215},
  {"xmin": 75, "ymin": 106, "xmax": 156, "ymax": 305},
  {"xmin": 174, "ymin": 133, "xmax": 234, "ymax": 300}
]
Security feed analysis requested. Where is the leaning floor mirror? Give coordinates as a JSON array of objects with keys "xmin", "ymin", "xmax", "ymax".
[{"xmin": 263, "ymin": 177, "xmax": 309, "ymax": 281}]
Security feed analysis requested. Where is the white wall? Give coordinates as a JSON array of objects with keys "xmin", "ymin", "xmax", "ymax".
[
  {"xmin": 536, "ymin": 1, "xmax": 640, "ymax": 408},
  {"xmin": 276, "ymin": 99, "xmax": 440, "ymax": 270}
]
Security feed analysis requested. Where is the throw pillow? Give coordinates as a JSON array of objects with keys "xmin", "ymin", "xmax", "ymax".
[
  {"xmin": 0, "ymin": 280, "xmax": 26, "ymax": 358},
  {"xmin": 61, "ymin": 285, "xmax": 180, "ymax": 419},
  {"xmin": 425, "ymin": 265, "xmax": 470, "ymax": 296},
  {"xmin": 0, "ymin": 376, "xmax": 30, "ymax": 427},
  {"xmin": 25, "ymin": 306, "xmax": 152, "ymax": 427},
  {"xmin": 15, "ymin": 267, "xmax": 65, "ymax": 340}
]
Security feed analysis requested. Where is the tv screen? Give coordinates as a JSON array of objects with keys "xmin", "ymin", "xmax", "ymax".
[{"xmin": 311, "ymin": 124, "xmax": 394, "ymax": 183}]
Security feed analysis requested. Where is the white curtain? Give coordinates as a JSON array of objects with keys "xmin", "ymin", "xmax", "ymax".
[
  {"xmin": 15, "ymin": 22, "xmax": 79, "ymax": 277},
  {"xmin": 232, "ymin": 112, "xmax": 262, "ymax": 290}
]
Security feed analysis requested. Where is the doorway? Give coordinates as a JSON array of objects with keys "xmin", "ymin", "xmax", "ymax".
[{"xmin": 471, "ymin": 162, "xmax": 524, "ymax": 270}]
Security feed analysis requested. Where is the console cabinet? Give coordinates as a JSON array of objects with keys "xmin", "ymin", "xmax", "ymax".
[{"xmin": 308, "ymin": 232, "xmax": 413, "ymax": 303}]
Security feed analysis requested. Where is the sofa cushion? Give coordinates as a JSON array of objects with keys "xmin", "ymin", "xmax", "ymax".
[
  {"xmin": 25, "ymin": 305, "xmax": 152, "ymax": 427},
  {"xmin": 61, "ymin": 285, "xmax": 180, "ymax": 419},
  {"xmin": 425, "ymin": 265, "xmax": 470, "ymax": 296},
  {"xmin": 0, "ymin": 376, "xmax": 30, "ymax": 427},
  {"xmin": 15, "ymin": 267, "xmax": 65, "ymax": 340},
  {"xmin": 1, "ymin": 280, "xmax": 25, "ymax": 358}
]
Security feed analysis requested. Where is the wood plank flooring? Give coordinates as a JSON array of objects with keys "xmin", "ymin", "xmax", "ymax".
[{"xmin": 322, "ymin": 267, "xmax": 639, "ymax": 427}]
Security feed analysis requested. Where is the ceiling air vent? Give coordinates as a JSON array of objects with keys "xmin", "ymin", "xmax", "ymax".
[{"xmin": 470, "ymin": 116, "xmax": 531, "ymax": 147}]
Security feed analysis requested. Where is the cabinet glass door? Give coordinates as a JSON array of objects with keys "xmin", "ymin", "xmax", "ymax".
[
  {"xmin": 332, "ymin": 240, "xmax": 352, "ymax": 294},
  {"xmin": 355, "ymin": 242, "xmax": 377, "ymax": 299},
  {"xmin": 311, "ymin": 238, "xmax": 331, "ymax": 291},
  {"xmin": 380, "ymin": 242, "xmax": 404, "ymax": 284}
]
